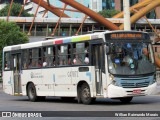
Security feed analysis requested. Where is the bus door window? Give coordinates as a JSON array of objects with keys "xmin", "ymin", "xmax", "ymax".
[
  {"xmin": 91, "ymin": 44, "xmax": 104, "ymax": 95},
  {"xmin": 11, "ymin": 52, "xmax": 22, "ymax": 95},
  {"xmin": 4, "ymin": 52, "xmax": 10, "ymax": 70}
]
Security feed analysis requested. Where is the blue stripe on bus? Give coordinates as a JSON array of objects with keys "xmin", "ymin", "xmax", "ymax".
[
  {"xmin": 86, "ymin": 72, "xmax": 91, "ymax": 81},
  {"xmin": 63, "ymin": 38, "xmax": 71, "ymax": 43},
  {"xmin": 8, "ymin": 77, "xmax": 12, "ymax": 85},
  {"xmin": 53, "ymin": 74, "xmax": 55, "ymax": 82}
]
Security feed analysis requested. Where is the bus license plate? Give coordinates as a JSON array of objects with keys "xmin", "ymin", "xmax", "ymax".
[{"xmin": 133, "ymin": 89, "xmax": 141, "ymax": 94}]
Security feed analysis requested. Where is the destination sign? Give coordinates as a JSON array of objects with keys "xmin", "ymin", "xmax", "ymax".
[
  {"xmin": 111, "ymin": 33, "xmax": 142, "ymax": 39},
  {"xmin": 105, "ymin": 32, "xmax": 150, "ymax": 41}
]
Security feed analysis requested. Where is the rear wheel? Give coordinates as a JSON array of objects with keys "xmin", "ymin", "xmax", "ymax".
[
  {"xmin": 119, "ymin": 97, "xmax": 133, "ymax": 104},
  {"xmin": 80, "ymin": 83, "xmax": 95, "ymax": 104},
  {"xmin": 27, "ymin": 83, "xmax": 38, "ymax": 102}
]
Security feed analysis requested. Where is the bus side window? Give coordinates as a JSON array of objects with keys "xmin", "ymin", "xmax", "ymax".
[
  {"xmin": 43, "ymin": 46, "xmax": 55, "ymax": 67},
  {"xmin": 73, "ymin": 42, "xmax": 89, "ymax": 65},
  {"xmin": 58, "ymin": 45, "xmax": 68, "ymax": 66},
  {"xmin": 29, "ymin": 48, "xmax": 42, "ymax": 68},
  {"xmin": 4, "ymin": 52, "xmax": 10, "ymax": 70},
  {"xmin": 22, "ymin": 50, "xmax": 28, "ymax": 69},
  {"xmin": 84, "ymin": 42, "xmax": 89, "ymax": 64}
]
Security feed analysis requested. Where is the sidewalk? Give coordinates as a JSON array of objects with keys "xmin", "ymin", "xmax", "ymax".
[
  {"xmin": 156, "ymin": 79, "xmax": 160, "ymax": 95},
  {"xmin": 0, "ymin": 82, "xmax": 2, "ymax": 90}
]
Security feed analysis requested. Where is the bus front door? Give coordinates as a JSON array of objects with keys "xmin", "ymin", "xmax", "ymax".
[
  {"xmin": 12, "ymin": 53, "xmax": 22, "ymax": 96},
  {"xmin": 92, "ymin": 44, "xmax": 104, "ymax": 95}
]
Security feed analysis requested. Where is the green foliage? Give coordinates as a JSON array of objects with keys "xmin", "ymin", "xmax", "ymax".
[
  {"xmin": 98, "ymin": 9, "xmax": 120, "ymax": 18},
  {"xmin": 0, "ymin": 2, "xmax": 33, "ymax": 17},
  {"xmin": 0, "ymin": 20, "xmax": 29, "ymax": 69}
]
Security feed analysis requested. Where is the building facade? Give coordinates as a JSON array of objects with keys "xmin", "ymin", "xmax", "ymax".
[
  {"xmin": 0, "ymin": 0, "xmax": 159, "ymax": 19},
  {"xmin": 24, "ymin": 0, "xmax": 48, "ymax": 18},
  {"xmin": 48, "ymin": 0, "xmax": 90, "ymax": 18},
  {"xmin": 89, "ymin": 0, "xmax": 160, "ymax": 19},
  {"xmin": 114, "ymin": 0, "xmax": 160, "ymax": 19}
]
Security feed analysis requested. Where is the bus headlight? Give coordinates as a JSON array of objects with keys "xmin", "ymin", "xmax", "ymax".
[
  {"xmin": 109, "ymin": 74, "xmax": 116, "ymax": 85},
  {"xmin": 109, "ymin": 74, "xmax": 115, "ymax": 81}
]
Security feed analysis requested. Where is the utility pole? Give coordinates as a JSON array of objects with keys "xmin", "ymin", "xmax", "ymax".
[{"xmin": 123, "ymin": 0, "xmax": 131, "ymax": 30}]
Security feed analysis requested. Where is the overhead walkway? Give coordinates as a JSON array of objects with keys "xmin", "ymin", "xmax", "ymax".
[{"xmin": 0, "ymin": 17, "xmax": 160, "ymax": 37}]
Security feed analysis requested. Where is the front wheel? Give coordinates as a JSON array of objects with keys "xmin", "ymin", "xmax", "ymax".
[
  {"xmin": 119, "ymin": 97, "xmax": 133, "ymax": 104},
  {"xmin": 80, "ymin": 83, "xmax": 95, "ymax": 104}
]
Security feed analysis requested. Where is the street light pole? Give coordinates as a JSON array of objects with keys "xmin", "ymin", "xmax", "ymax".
[{"xmin": 123, "ymin": 0, "xmax": 131, "ymax": 30}]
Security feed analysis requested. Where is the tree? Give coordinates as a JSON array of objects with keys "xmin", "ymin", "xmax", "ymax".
[
  {"xmin": 98, "ymin": 9, "xmax": 120, "ymax": 18},
  {"xmin": 0, "ymin": 20, "xmax": 29, "ymax": 69},
  {"xmin": 0, "ymin": 2, "xmax": 33, "ymax": 17}
]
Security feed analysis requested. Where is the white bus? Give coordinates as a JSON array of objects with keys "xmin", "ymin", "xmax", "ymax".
[{"xmin": 2, "ymin": 30, "xmax": 157, "ymax": 104}]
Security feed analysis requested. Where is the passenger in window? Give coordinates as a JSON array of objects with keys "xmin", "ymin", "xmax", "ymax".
[
  {"xmin": 59, "ymin": 60, "xmax": 63, "ymax": 65},
  {"xmin": 85, "ymin": 46, "xmax": 89, "ymax": 53},
  {"xmin": 43, "ymin": 61, "xmax": 47, "ymax": 67},
  {"xmin": 47, "ymin": 57, "xmax": 53, "ymax": 67},
  {"xmin": 31, "ymin": 60, "xmax": 36, "ymax": 67},
  {"xmin": 38, "ymin": 60, "xmax": 42, "ymax": 67},
  {"xmin": 43, "ymin": 58, "xmax": 47, "ymax": 67},
  {"xmin": 53, "ymin": 60, "xmax": 56, "ymax": 66},
  {"xmin": 23, "ymin": 61, "xmax": 27, "ymax": 69},
  {"xmin": 68, "ymin": 58, "xmax": 71, "ymax": 65},
  {"xmin": 84, "ymin": 56, "xmax": 89, "ymax": 64},
  {"xmin": 73, "ymin": 54, "xmax": 82, "ymax": 65},
  {"xmin": 59, "ymin": 59, "xmax": 66, "ymax": 65},
  {"xmin": 5, "ymin": 63, "xmax": 9, "ymax": 70}
]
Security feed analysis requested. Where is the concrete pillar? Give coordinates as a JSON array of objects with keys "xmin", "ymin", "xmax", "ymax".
[
  {"xmin": 58, "ymin": 25, "xmax": 61, "ymax": 36},
  {"xmin": 34, "ymin": 24, "xmax": 37, "ymax": 36},
  {"xmin": 123, "ymin": 0, "xmax": 131, "ymax": 30},
  {"xmin": 69, "ymin": 24, "xmax": 72, "ymax": 36},
  {"xmin": 46, "ymin": 24, "xmax": 48, "ymax": 37},
  {"xmin": 23, "ymin": 24, "xmax": 25, "ymax": 33}
]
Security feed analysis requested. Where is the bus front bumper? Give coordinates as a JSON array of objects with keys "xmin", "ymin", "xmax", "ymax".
[{"xmin": 107, "ymin": 82, "xmax": 157, "ymax": 98}]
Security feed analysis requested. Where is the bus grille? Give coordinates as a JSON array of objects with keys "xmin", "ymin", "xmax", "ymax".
[{"xmin": 121, "ymin": 82, "xmax": 149, "ymax": 88}]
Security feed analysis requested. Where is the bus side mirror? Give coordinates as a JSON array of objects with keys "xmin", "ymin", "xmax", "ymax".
[{"xmin": 106, "ymin": 46, "xmax": 110, "ymax": 55}]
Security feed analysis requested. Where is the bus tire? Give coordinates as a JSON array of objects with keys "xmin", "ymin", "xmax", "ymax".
[
  {"xmin": 27, "ymin": 83, "xmax": 38, "ymax": 102},
  {"xmin": 119, "ymin": 97, "xmax": 133, "ymax": 104},
  {"xmin": 80, "ymin": 83, "xmax": 95, "ymax": 105}
]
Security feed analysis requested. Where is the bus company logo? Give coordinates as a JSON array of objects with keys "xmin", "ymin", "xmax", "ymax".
[{"xmin": 30, "ymin": 72, "xmax": 43, "ymax": 79}]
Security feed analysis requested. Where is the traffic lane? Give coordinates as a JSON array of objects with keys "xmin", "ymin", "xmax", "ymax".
[{"xmin": 0, "ymin": 92, "xmax": 160, "ymax": 111}]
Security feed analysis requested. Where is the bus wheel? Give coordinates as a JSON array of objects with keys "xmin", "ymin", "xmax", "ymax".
[
  {"xmin": 27, "ymin": 83, "xmax": 38, "ymax": 102},
  {"xmin": 80, "ymin": 83, "xmax": 95, "ymax": 104},
  {"xmin": 119, "ymin": 97, "xmax": 133, "ymax": 104}
]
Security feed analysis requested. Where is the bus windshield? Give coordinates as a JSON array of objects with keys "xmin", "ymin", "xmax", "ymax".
[{"xmin": 107, "ymin": 42, "xmax": 155, "ymax": 76}]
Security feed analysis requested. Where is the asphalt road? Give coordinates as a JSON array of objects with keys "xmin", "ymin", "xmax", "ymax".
[{"xmin": 0, "ymin": 83, "xmax": 160, "ymax": 120}]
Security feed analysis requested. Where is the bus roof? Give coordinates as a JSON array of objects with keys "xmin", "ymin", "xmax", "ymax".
[{"xmin": 3, "ymin": 30, "xmax": 149, "ymax": 52}]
